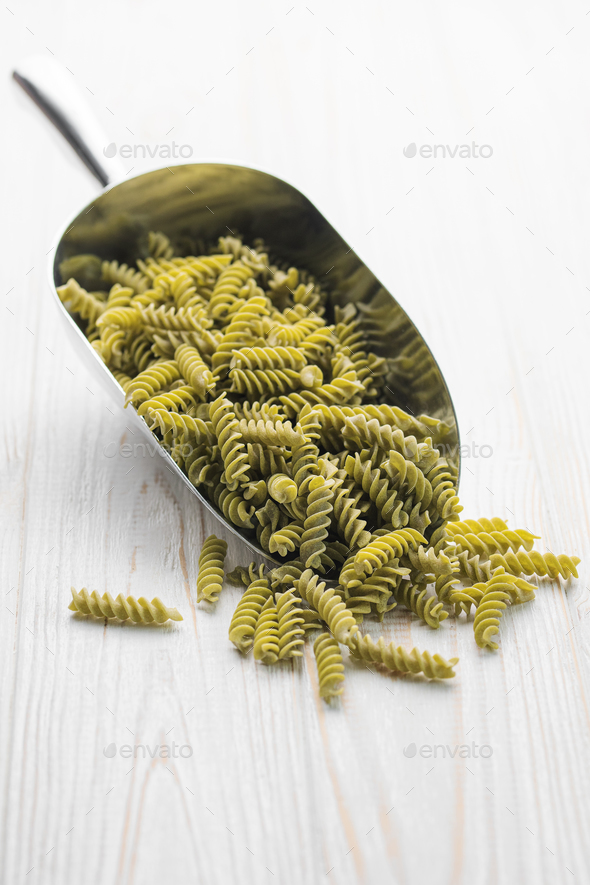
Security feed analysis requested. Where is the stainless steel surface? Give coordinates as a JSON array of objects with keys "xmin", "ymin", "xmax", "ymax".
[
  {"xmin": 14, "ymin": 55, "xmax": 460, "ymax": 565},
  {"xmin": 13, "ymin": 56, "xmax": 124, "ymax": 185}
]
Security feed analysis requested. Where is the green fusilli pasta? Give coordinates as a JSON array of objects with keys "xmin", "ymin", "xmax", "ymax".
[
  {"xmin": 225, "ymin": 562, "xmax": 266, "ymax": 586},
  {"xmin": 473, "ymin": 581, "xmax": 511, "ymax": 650},
  {"xmin": 175, "ymin": 344, "xmax": 216, "ymax": 398},
  {"xmin": 347, "ymin": 633, "xmax": 458, "ymax": 679},
  {"xmin": 393, "ymin": 579, "xmax": 449, "ymax": 629},
  {"xmin": 275, "ymin": 590, "xmax": 305, "ymax": 658},
  {"xmin": 228, "ymin": 576, "xmax": 272, "ymax": 653},
  {"xmin": 314, "ymin": 633, "xmax": 345, "ymax": 699},
  {"xmin": 294, "ymin": 569, "xmax": 359, "ymax": 645},
  {"xmin": 253, "ymin": 597, "xmax": 281, "ymax": 664},
  {"xmin": 69, "ymin": 588, "xmax": 182, "ymax": 624},
  {"xmin": 60, "ymin": 232, "xmax": 583, "ymax": 705},
  {"xmin": 196, "ymin": 535, "xmax": 228, "ymax": 603},
  {"xmin": 489, "ymin": 550, "xmax": 580, "ymax": 580}
]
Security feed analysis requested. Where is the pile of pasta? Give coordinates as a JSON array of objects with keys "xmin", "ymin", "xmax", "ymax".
[{"xmin": 58, "ymin": 232, "xmax": 580, "ymax": 701}]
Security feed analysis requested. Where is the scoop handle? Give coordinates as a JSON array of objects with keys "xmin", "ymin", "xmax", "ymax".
[{"xmin": 13, "ymin": 55, "xmax": 125, "ymax": 187}]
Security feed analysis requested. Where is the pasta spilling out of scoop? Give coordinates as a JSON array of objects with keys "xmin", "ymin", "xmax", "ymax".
[{"xmin": 59, "ymin": 232, "xmax": 581, "ymax": 702}]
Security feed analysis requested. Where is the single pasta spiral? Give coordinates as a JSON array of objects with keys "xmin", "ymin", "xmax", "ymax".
[
  {"xmin": 209, "ymin": 393, "xmax": 250, "ymax": 490},
  {"xmin": 354, "ymin": 528, "xmax": 426, "ymax": 576},
  {"xmin": 425, "ymin": 458, "xmax": 463, "ymax": 521},
  {"xmin": 94, "ymin": 284, "xmax": 136, "ymax": 365},
  {"xmin": 280, "ymin": 370, "xmax": 364, "ymax": 416},
  {"xmin": 183, "ymin": 253, "xmax": 233, "ymax": 283},
  {"xmin": 125, "ymin": 360, "xmax": 181, "ymax": 407},
  {"xmin": 338, "ymin": 532, "xmax": 389, "ymax": 589},
  {"xmin": 473, "ymin": 581, "xmax": 511, "ymax": 650},
  {"xmin": 405, "ymin": 545, "xmax": 452, "ymax": 576},
  {"xmin": 101, "ymin": 259, "xmax": 148, "ymax": 294},
  {"xmin": 254, "ymin": 499, "xmax": 283, "ymax": 552},
  {"xmin": 269, "ymin": 523, "xmax": 305, "ymax": 557},
  {"xmin": 334, "ymin": 313, "xmax": 376, "ymax": 391},
  {"xmin": 214, "ymin": 487, "xmax": 255, "ymax": 530},
  {"xmin": 228, "ymin": 577, "xmax": 272, "ymax": 652},
  {"xmin": 208, "ymin": 261, "xmax": 254, "ymax": 320},
  {"xmin": 447, "ymin": 585, "xmax": 486, "ymax": 616},
  {"xmin": 175, "ymin": 344, "xmax": 216, "ymax": 398},
  {"xmin": 455, "ymin": 551, "xmax": 493, "ymax": 583},
  {"xmin": 211, "ymin": 295, "xmax": 269, "ymax": 376},
  {"xmin": 300, "ymin": 475, "xmax": 335, "ymax": 570},
  {"xmin": 225, "ymin": 562, "xmax": 267, "ymax": 586},
  {"xmin": 129, "ymin": 333, "xmax": 154, "ymax": 372},
  {"xmin": 447, "ymin": 522, "xmax": 539, "ymax": 557},
  {"xmin": 275, "ymin": 590, "xmax": 305, "ymax": 658},
  {"xmin": 97, "ymin": 305, "xmax": 141, "ymax": 330},
  {"xmin": 434, "ymin": 563, "xmax": 461, "ymax": 605},
  {"xmin": 185, "ymin": 443, "xmax": 220, "ymax": 487},
  {"xmin": 268, "ymin": 266, "xmax": 299, "ymax": 300},
  {"xmin": 267, "ymin": 312, "xmax": 324, "ymax": 347},
  {"xmin": 237, "ymin": 418, "xmax": 304, "ymax": 448},
  {"xmin": 291, "ymin": 409, "xmax": 321, "ymax": 497},
  {"xmin": 314, "ymin": 633, "xmax": 345, "ymax": 699},
  {"xmin": 357, "ymin": 403, "xmax": 451, "ymax": 444},
  {"xmin": 242, "ymin": 479, "xmax": 268, "ymax": 507},
  {"xmin": 452, "ymin": 532, "xmax": 497, "ymax": 560},
  {"xmin": 148, "ymin": 230, "xmax": 174, "ymax": 259},
  {"xmin": 347, "ymin": 633, "xmax": 459, "ymax": 679},
  {"xmin": 489, "ymin": 550, "xmax": 580, "ymax": 580},
  {"xmin": 69, "ymin": 588, "xmax": 182, "ymax": 624},
  {"xmin": 139, "ymin": 304, "xmax": 210, "ymax": 333},
  {"xmin": 247, "ymin": 443, "xmax": 290, "ymax": 478},
  {"xmin": 167, "ymin": 270, "xmax": 202, "ymax": 310},
  {"xmin": 384, "ymin": 450, "xmax": 433, "ymax": 512},
  {"xmin": 57, "ymin": 278, "xmax": 106, "ymax": 326},
  {"xmin": 267, "ymin": 473, "xmax": 298, "ymax": 503},
  {"xmin": 344, "ymin": 454, "xmax": 405, "ymax": 528},
  {"xmin": 232, "ymin": 400, "xmax": 282, "ymax": 422},
  {"xmin": 137, "ymin": 385, "xmax": 196, "ymax": 417},
  {"xmin": 253, "ymin": 597, "xmax": 281, "ymax": 664},
  {"xmin": 393, "ymin": 580, "xmax": 448, "ymax": 629},
  {"xmin": 294, "ymin": 569, "xmax": 359, "ymax": 644},
  {"xmin": 196, "ymin": 535, "xmax": 228, "ymax": 603},
  {"xmin": 452, "ymin": 517, "xmax": 509, "ymax": 534},
  {"xmin": 230, "ymin": 345, "xmax": 307, "ymax": 372},
  {"xmin": 342, "ymin": 415, "xmax": 428, "ymax": 461},
  {"xmin": 147, "ymin": 409, "xmax": 215, "ymax": 443},
  {"xmin": 300, "ymin": 326, "xmax": 338, "ymax": 361},
  {"xmin": 332, "ymin": 484, "xmax": 371, "ymax": 550},
  {"xmin": 230, "ymin": 366, "xmax": 322, "ymax": 397},
  {"xmin": 472, "ymin": 567, "xmax": 537, "ymax": 606}
]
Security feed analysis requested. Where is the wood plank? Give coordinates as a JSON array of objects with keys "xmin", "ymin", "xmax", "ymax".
[{"xmin": 1, "ymin": 2, "xmax": 589, "ymax": 883}]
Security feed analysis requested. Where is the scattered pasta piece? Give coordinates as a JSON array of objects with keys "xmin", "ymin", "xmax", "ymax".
[
  {"xmin": 489, "ymin": 550, "xmax": 580, "ymax": 580},
  {"xmin": 253, "ymin": 597, "xmax": 281, "ymax": 664},
  {"xmin": 473, "ymin": 580, "xmax": 511, "ymax": 650},
  {"xmin": 196, "ymin": 535, "xmax": 228, "ymax": 603},
  {"xmin": 228, "ymin": 576, "xmax": 272, "ymax": 653},
  {"xmin": 68, "ymin": 588, "xmax": 182, "ymax": 624},
  {"xmin": 276, "ymin": 590, "xmax": 305, "ymax": 658},
  {"xmin": 314, "ymin": 633, "xmax": 345, "ymax": 699},
  {"xmin": 347, "ymin": 633, "xmax": 458, "ymax": 679}
]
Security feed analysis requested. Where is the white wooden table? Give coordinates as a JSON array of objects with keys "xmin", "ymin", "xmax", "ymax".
[{"xmin": 2, "ymin": 2, "xmax": 589, "ymax": 882}]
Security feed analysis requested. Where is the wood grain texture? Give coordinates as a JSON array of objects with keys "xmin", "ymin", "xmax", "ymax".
[{"xmin": 1, "ymin": 1, "xmax": 589, "ymax": 883}]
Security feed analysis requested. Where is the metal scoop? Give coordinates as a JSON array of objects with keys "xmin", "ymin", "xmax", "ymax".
[{"xmin": 13, "ymin": 55, "xmax": 460, "ymax": 563}]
